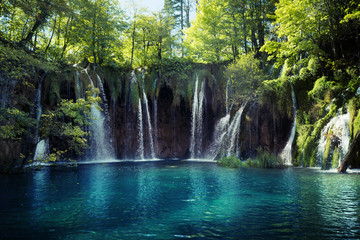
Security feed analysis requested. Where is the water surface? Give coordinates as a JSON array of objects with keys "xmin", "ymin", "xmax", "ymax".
[{"xmin": 0, "ymin": 160, "xmax": 359, "ymax": 239}]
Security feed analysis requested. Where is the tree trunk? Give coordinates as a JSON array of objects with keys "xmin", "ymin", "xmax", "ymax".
[
  {"xmin": 19, "ymin": 0, "xmax": 51, "ymax": 47},
  {"xmin": 44, "ymin": 16, "xmax": 57, "ymax": 54},
  {"xmin": 338, "ymin": 132, "xmax": 360, "ymax": 173},
  {"xmin": 60, "ymin": 16, "xmax": 72, "ymax": 59},
  {"xmin": 185, "ymin": 0, "xmax": 190, "ymax": 28}
]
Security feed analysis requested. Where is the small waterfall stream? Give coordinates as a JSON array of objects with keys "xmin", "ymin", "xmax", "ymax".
[
  {"xmin": 280, "ymin": 79, "xmax": 297, "ymax": 165},
  {"xmin": 226, "ymin": 104, "xmax": 246, "ymax": 157},
  {"xmin": 85, "ymin": 69, "xmax": 114, "ymax": 160},
  {"xmin": 34, "ymin": 73, "xmax": 49, "ymax": 160},
  {"xmin": 142, "ymin": 88, "xmax": 155, "ymax": 159},
  {"xmin": 153, "ymin": 75, "xmax": 158, "ymax": 155},
  {"xmin": 34, "ymin": 139, "xmax": 49, "ymax": 160},
  {"xmin": 190, "ymin": 76, "xmax": 205, "ymax": 158},
  {"xmin": 137, "ymin": 98, "xmax": 145, "ymax": 159},
  {"xmin": 206, "ymin": 114, "xmax": 230, "ymax": 159}
]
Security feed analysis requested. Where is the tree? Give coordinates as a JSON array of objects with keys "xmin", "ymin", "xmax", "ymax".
[
  {"xmin": 37, "ymin": 87, "xmax": 100, "ymax": 162},
  {"xmin": 70, "ymin": 0, "xmax": 125, "ymax": 65},
  {"xmin": 261, "ymin": 0, "xmax": 359, "ymax": 68},
  {"xmin": 183, "ymin": 0, "xmax": 232, "ymax": 62},
  {"xmin": 123, "ymin": 12, "xmax": 175, "ymax": 67},
  {"xmin": 164, "ymin": 0, "xmax": 194, "ymax": 56},
  {"xmin": 227, "ymin": 53, "xmax": 264, "ymax": 102}
]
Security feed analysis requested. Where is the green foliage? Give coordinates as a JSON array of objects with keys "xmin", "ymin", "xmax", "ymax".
[
  {"xmin": 123, "ymin": 11, "xmax": 175, "ymax": 68},
  {"xmin": 217, "ymin": 156, "xmax": 243, "ymax": 168},
  {"xmin": 228, "ymin": 53, "xmax": 264, "ymax": 102},
  {"xmin": 295, "ymin": 103, "xmax": 338, "ymax": 167},
  {"xmin": 39, "ymin": 88, "xmax": 99, "ymax": 157},
  {"xmin": 255, "ymin": 148, "xmax": 285, "ymax": 169},
  {"xmin": 0, "ymin": 108, "xmax": 35, "ymax": 140},
  {"xmin": 258, "ymin": 77, "xmax": 293, "ymax": 118},
  {"xmin": 0, "ymin": 44, "xmax": 56, "ymax": 79},
  {"xmin": 217, "ymin": 149, "xmax": 285, "ymax": 169},
  {"xmin": 308, "ymin": 77, "xmax": 334, "ymax": 101},
  {"xmin": 158, "ymin": 57, "xmax": 195, "ymax": 104}
]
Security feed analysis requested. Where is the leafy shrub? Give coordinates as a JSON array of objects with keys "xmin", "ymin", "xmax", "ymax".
[
  {"xmin": 227, "ymin": 53, "xmax": 265, "ymax": 102},
  {"xmin": 217, "ymin": 156, "xmax": 243, "ymax": 168},
  {"xmin": 255, "ymin": 148, "xmax": 285, "ymax": 168},
  {"xmin": 217, "ymin": 149, "xmax": 285, "ymax": 169}
]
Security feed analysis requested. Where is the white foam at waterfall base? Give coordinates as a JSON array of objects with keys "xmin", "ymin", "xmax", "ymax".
[{"xmin": 316, "ymin": 111, "xmax": 351, "ymax": 168}]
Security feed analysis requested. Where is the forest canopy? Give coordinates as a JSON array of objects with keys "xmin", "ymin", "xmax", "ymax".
[{"xmin": 0, "ymin": 0, "xmax": 359, "ymax": 69}]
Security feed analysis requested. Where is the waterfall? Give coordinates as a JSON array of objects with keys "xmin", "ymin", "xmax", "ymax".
[
  {"xmin": 142, "ymin": 89, "xmax": 155, "ymax": 159},
  {"xmin": 75, "ymin": 71, "xmax": 83, "ymax": 99},
  {"xmin": 226, "ymin": 104, "xmax": 246, "ymax": 157},
  {"xmin": 316, "ymin": 110, "xmax": 350, "ymax": 168},
  {"xmin": 206, "ymin": 114, "xmax": 230, "ymax": 159},
  {"xmin": 34, "ymin": 139, "xmax": 49, "ymax": 160},
  {"xmin": 137, "ymin": 98, "xmax": 144, "ymax": 159},
  {"xmin": 280, "ymin": 79, "xmax": 297, "ymax": 165},
  {"xmin": 153, "ymin": 76, "xmax": 158, "ymax": 155},
  {"xmin": 85, "ymin": 69, "xmax": 114, "ymax": 160},
  {"xmin": 190, "ymin": 76, "xmax": 205, "ymax": 158},
  {"xmin": 95, "ymin": 73, "xmax": 111, "ymax": 122},
  {"xmin": 190, "ymin": 76, "xmax": 199, "ymax": 158},
  {"xmin": 197, "ymin": 81, "xmax": 205, "ymax": 156},
  {"xmin": 33, "ymin": 73, "xmax": 48, "ymax": 160},
  {"xmin": 226, "ymin": 77, "xmax": 229, "ymax": 115}
]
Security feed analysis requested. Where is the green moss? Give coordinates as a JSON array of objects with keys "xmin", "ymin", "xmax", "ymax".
[
  {"xmin": 307, "ymin": 57, "xmax": 320, "ymax": 75},
  {"xmin": 308, "ymin": 76, "xmax": 332, "ymax": 100},
  {"xmin": 353, "ymin": 111, "xmax": 360, "ymax": 137},
  {"xmin": 332, "ymin": 146, "xmax": 340, "ymax": 168},
  {"xmin": 97, "ymin": 66, "xmax": 126, "ymax": 101},
  {"xmin": 295, "ymin": 102, "xmax": 339, "ymax": 167},
  {"xmin": 130, "ymin": 81, "xmax": 140, "ymax": 110},
  {"xmin": 322, "ymin": 136, "xmax": 332, "ymax": 169}
]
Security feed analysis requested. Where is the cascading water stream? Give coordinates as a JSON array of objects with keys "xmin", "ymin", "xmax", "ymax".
[
  {"xmin": 137, "ymin": 98, "xmax": 144, "ymax": 159},
  {"xmin": 142, "ymin": 88, "xmax": 155, "ymax": 159},
  {"xmin": 75, "ymin": 71, "xmax": 83, "ymax": 99},
  {"xmin": 153, "ymin": 75, "xmax": 158, "ymax": 155},
  {"xmin": 189, "ymin": 76, "xmax": 205, "ymax": 158},
  {"xmin": 196, "ymin": 81, "xmax": 205, "ymax": 156},
  {"xmin": 226, "ymin": 104, "xmax": 246, "ymax": 157},
  {"xmin": 316, "ymin": 109, "xmax": 350, "ymax": 168},
  {"xmin": 190, "ymin": 76, "xmax": 199, "ymax": 158},
  {"xmin": 206, "ymin": 114, "xmax": 230, "ymax": 159},
  {"xmin": 85, "ymin": 69, "xmax": 114, "ymax": 160},
  {"xmin": 280, "ymin": 79, "xmax": 297, "ymax": 165},
  {"xmin": 34, "ymin": 73, "xmax": 49, "ymax": 160}
]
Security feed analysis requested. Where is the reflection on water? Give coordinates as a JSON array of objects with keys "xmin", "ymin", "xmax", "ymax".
[{"xmin": 0, "ymin": 161, "xmax": 359, "ymax": 239}]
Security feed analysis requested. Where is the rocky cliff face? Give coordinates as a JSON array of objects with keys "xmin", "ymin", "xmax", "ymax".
[{"xmin": 0, "ymin": 64, "xmax": 295, "ymax": 170}]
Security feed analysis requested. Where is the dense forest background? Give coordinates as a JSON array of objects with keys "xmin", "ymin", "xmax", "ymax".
[{"xmin": 1, "ymin": 0, "xmax": 360, "ymax": 172}]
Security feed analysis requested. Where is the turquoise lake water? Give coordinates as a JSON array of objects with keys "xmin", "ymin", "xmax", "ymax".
[{"xmin": 0, "ymin": 160, "xmax": 359, "ymax": 239}]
